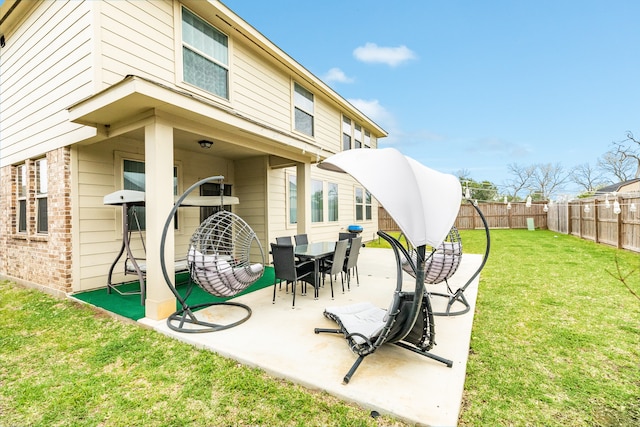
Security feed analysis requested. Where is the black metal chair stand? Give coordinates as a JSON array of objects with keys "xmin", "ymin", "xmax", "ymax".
[
  {"xmin": 160, "ymin": 176, "xmax": 264, "ymax": 333},
  {"xmin": 315, "ymin": 230, "xmax": 452, "ymax": 384}
]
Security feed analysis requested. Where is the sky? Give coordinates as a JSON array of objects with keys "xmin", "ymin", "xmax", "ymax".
[{"xmin": 222, "ymin": 0, "xmax": 640, "ymax": 196}]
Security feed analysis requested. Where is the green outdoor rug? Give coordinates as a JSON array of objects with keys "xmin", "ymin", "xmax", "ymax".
[{"xmin": 72, "ymin": 267, "xmax": 275, "ymax": 321}]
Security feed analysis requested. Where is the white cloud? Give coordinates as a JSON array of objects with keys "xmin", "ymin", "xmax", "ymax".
[
  {"xmin": 323, "ymin": 67, "xmax": 354, "ymax": 83},
  {"xmin": 353, "ymin": 43, "xmax": 417, "ymax": 67},
  {"xmin": 347, "ymin": 98, "xmax": 395, "ymax": 129},
  {"xmin": 469, "ymin": 137, "xmax": 533, "ymax": 158}
]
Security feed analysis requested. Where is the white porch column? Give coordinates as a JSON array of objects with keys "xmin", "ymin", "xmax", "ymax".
[
  {"xmin": 296, "ymin": 162, "xmax": 311, "ymax": 235},
  {"xmin": 144, "ymin": 118, "xmax": 176, "ymax": 320}
]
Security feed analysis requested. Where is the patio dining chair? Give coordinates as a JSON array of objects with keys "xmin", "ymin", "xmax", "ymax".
[
  {"xmin": 276, "ymin": 236, "xmax": 293, "ymax": 246},
  {"xmin": 315, "ymin": 230, "xmax": 453, "ymax": 384},
  {"xmin": 294, "ymin": 234, "xmax": 308, "ymax": 245},
  {"xmin": 338, "ymin": 232, "xmax": 358, "ymax": 241},
  {"xmin": 319, "ymin": 239, "xmax": 349, "ymax": 299},
  {"xmin": 342, "ymin": 236, "xmax": 362, "ymax": 290},
  {"xmin": 271, "ymin": 243, "xmax": 316, "ymax": 308}
]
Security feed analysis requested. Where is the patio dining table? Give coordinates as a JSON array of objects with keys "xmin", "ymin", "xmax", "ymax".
[{"xmin": 294, "ymin": 241, "xmax": 336, "ymax": 299}]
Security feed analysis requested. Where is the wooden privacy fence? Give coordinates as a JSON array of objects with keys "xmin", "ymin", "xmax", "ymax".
[
  {"xmin": 379, "ymin": 201, "xmax": 548, "ymax": 231},
  {"xmin": 378, "ymin": 196, "xmax": 640, "ymax": 253},
  {"xmin": 547, "ymin": 195, "xmax": 640, "ymax": 252}
]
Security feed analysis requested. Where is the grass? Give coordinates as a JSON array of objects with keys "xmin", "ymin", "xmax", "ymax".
[
  {"xmin": 459, "ymin": 230, "xmax": 639, "ymax": 426},
  {"xmin": 1, "ymin": 229, "xmax": 639, "ymax": 426},
  {"xmin": 0, "ymin": 280, "xmax": 401, "ymax": 426}
]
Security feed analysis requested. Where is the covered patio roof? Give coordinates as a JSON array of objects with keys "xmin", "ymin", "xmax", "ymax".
[{"xmin": 67, "ymin": 75, "xmax": 327, "ymax": 165}]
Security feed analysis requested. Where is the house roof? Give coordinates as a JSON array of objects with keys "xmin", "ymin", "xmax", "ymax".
[{"xmin": 594, "ymin": 178, "xmax": 640, "ymax": 195}]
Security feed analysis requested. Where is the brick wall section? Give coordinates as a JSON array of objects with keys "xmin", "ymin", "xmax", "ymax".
[{"xmin": 0, "ymin": 147, "xmax": 73, "ymax": 292}]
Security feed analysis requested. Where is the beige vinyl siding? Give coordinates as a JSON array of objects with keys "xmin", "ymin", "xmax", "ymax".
[
  {"xmin": 235, "ymin": 157, "xmax": 268, "ymax": 262},
  {"xmin": 0, "ymin": 0, "xmax": 94, "ymax": 167},
  {"xmin": 265, "ymin": 165, "xmax": 378, "ymax": 245},
  {"xmin": 231, "ymin": 42, "xmax": 291, "ymax": 133},
  {"xmin": 267, "ymin": 168, "xmax": 289, "ymax": 243},
  {"xmin": 313, "ymin": 99, "xmax": 342, "ymax": 153},
  {"xmin": 99, "ymin": 0, "xmax": 175, "ymax": 88},
  {"xmin": 75, "ymin": 138, "xmax": 242, "ymax": 291},
  {"xmin": 77, "ymin": 141, "xmax": 124, "ymax": 290}
]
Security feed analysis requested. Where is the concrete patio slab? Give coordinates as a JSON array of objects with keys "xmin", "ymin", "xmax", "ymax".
[{"xmin": 139, "ymin": 247, "xmax": 482, "ymax": 426}]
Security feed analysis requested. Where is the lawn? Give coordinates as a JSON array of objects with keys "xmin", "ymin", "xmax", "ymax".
[{"xmin": 1, "ymin": 229, "xmax": 638, "ymax": 426}]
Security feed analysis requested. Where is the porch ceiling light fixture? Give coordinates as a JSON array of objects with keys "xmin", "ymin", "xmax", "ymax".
[{"xmin": 198, "ymin": 140, "xmax": 214, "ymax": 149}]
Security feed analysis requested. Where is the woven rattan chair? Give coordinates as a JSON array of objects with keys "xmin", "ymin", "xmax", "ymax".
[{"xmin": 161, "ymin": 177, "xmax": 265, "ymax": 333}]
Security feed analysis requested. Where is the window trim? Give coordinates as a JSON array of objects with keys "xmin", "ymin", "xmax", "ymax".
[
  {"xmin": 311, "ymin": 179, "xmax": 323, "ymax": 223},
  {"xmin": 287, "ymin": 172, "xmax": 297, "ymax": 226},
  {"xmin": 115, "ymin": 152, "xmax": 182, "ymax": 235},
  {"xmin": 328, "ymin": 182, "xmax": 339, "ymax": 222},
  {"xmin": 293, "ymin": 82, "xmax": 315, "ymax": 137},
  {"xmin": 354, "ymin": 186, "xmax": 372, "ymax": 222},
  {"xmin": 342, "ymin": 116, "xmax": 352, "ymax": 151},
  {"xmin": 176, "ymin": 5, "xmax": 231, "ymax": 102},
  {"xmin": 35, "ymin": 158, "xmax": 48, "ymax": 234},
  {"xmin": 16, "ymin": 163, "xmax": 27, "ymax": 234}
]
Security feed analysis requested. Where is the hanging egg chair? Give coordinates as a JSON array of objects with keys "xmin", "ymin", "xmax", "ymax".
[
  {"xmin": 161, "ymin": 176, "xmax": 265, "ymax": 333},
  {"xmin": 187, "ymin": 210, "xmax": 265, "ymax": 298}
]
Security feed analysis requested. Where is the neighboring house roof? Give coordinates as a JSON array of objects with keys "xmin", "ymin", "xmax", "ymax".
[{"xmin": 594, "ymin": 178, "xmax": 640, "ymax": 196}]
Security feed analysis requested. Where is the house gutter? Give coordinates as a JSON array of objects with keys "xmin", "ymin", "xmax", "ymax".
[{"xmin": 0, "ymin": 0, "xmax": 21, "ymax": 27}]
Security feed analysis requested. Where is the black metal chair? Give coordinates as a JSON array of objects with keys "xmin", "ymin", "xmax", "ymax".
[
  {"xmin": 270, "ymin": 243, "xmax": 315, "ymax": 308},
  {"xmin": 319, "ymin": 239, "xmax": 349, "ymax": 299},
  {"xmin": 294, "ymin": 234, "xmax": 308, "ymax": 245},
  {"xmin": 338, "ymin": 232, "xmax": 357, "ymax": 241},
  {"xmin": 315, "ymin": 230, "xmax": 453, "ymax": 384},
  {"xmin": 276, "ymin": 236, "xmax": 293, "ymax": 246},
  {"xmin": 342, "ymin": 236, "xmax": 362, "ymax": 290}
]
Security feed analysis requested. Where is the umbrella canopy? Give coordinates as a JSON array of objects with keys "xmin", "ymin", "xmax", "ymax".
[{"xmin": 318, "ymin": 148, "xmax": 461, "ymax": 248}]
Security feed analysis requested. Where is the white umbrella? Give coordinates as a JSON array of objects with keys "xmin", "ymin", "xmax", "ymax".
[{"xmin": 318, "ymin": 148, "xmax": 461, "ymax": 248}]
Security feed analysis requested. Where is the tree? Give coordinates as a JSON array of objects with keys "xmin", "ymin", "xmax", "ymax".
[
  {"xmin": 612, "ymin": 131, "xmax": 640, "ymax": 179},
  {"xmin": 531, "ymin": 162, "xmax": 569, "ymax": 200},
  {"xmin": 571, "ymin": 162, "xmax": 608, "ymax": 194},
  {"xmin": 503, "ymin": 163, "xmax": 535, "ymax": 200},
  {"xmin": 597, "ymin": 150, "xmax": 635, "ymax": 182},
  {"xmin": 457, "ymin": 173, "xmax": 499, "ymax": 202}
]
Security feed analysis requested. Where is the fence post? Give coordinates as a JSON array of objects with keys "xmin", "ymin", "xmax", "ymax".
[
  {"xmin": 593, "ymin": 199, "xmax": 600, "ymax": 243},
  {"xmin": 617, "ymin": 206, "xmax": 623, "ymax": 249}
]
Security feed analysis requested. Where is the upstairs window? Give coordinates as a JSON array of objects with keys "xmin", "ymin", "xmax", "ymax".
[
  {"xmin": 354, "ymin": 124, "xmax": 362, "ymax": 148},
  {"xmin": 182, "ymin": 7, "xmax": 229, "ymax": 98},
  {"xmin": 343, "ymin": 116, "xmax": 374, "ymax": 151},
  {"xmin": 342, "ymin": 116, "xmax": 352, "ymax": 150},
  {"xmin": 294, "ymin": 82, "xmax": 314, "ymax": 136},
  {"xmin": 364, "ymin": 130, "xmax": 371, "ymax": 148}
]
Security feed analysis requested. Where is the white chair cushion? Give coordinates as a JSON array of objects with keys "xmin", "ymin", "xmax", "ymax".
[{"xmin": 324, "ymin": 302, "xmax": 387, "ymax": 344}]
